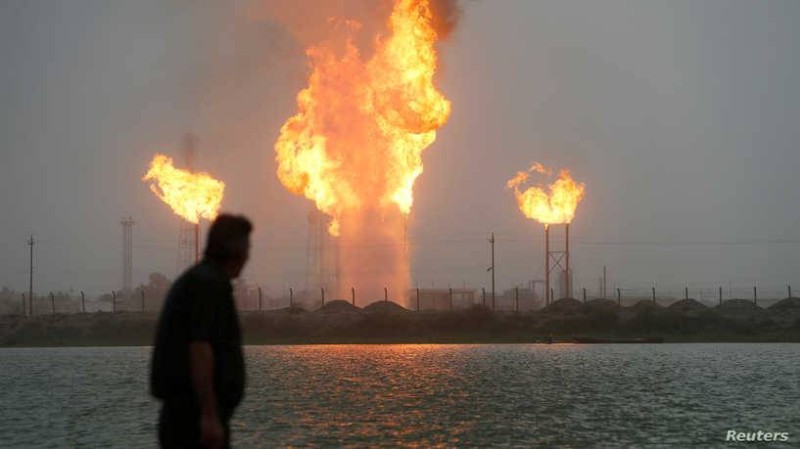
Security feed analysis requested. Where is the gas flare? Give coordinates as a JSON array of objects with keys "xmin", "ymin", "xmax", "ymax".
[
  {"xmin": 275, "ymin": 0, "xmax": 451, "ymax": 302},
  {"xmin": 142, "ymin": 154, "xmax": 225, "ymax": 224},
  {"xmin": 508, "ymin": 163, "xmax": 586, "ymax": 225}
]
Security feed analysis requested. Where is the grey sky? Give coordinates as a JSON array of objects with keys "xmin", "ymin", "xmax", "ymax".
[{"xmin": 1, "ymin": 0, "xmax": 798, "ymax": 299}]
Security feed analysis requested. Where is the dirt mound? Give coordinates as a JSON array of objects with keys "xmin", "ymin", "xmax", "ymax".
[
  {"xmin": 667, "ymin": 298, "xmax": 709, "ymax": 315},
  {"xmin": 717, "ymin": 299, "xmax": 760, "ymax": 312},
  {"xmin": 766, "ymin": 297, "xmax": 800, "ymax": 324},
  {"xmin": 363, "ymin": 301, "xmax": 409, "ymax": 314},
  {"xmin": 584, "ymin": 298, "xmax": 618, "ymax": 309},
  {"xmin": 630, "ymin": 300, "xmax": 663, "ymax": 311},
  {"xmin": 318, "ymin": 300, "xmax": 362, "ymax": 314},
  {"xmin": 542, "ymin": 297, "xmax": 584, "ymax": 314},
  {"xmin": 768, "ymin": 297, "xmax": 800, "ymax": 311},
  {"xmin": 715, "ymin": 299, "xmax": 771, "ymax": 323}
]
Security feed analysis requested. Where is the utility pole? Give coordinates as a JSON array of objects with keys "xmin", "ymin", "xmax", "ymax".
[
  {"xmin": 602, "ymin": 265, "xmax": 607, "ymax": 300},
  {"xmin": 28, "ymin": 235, "xmax": 34, "ymax": 316},
  {"xmin": 489, "ymin": 233, "xmax": 496, "ymax": 311}
]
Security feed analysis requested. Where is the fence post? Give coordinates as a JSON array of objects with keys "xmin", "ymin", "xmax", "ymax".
[
  {"xmin": 514, "ymin": 287, "xmax": 519, "ymax": 313},
  {"xmin": 50, "ymin": 292, "xmax": 55, "ymax": 314},
  {"xmin": 753, "ymin": 285, "xmax": 757, "ymax": 306},
  {"xmin": 550, "ymin": 288, "xmax": 554, "ymax": 304},
  {"xmin": 289, "ymin": 288, "xmax": 294, "ymax": 309},
  {"xmin": 652, "ymin": 286, "xmax": 656, "ymax": 304},
  {"xmin": 583, "ymin": 288, "xmax": 586, "ymax": 303},
  {"xmin": 719, "ymin": 286, "xmax": 723, "ymax": 306},
  {"xmin": 416, "ymin": 287, "xmax": 420, "ymax": 312},
  {"xmin": 617, "ymin": 288, "xmax": 621, "ymax": 306},
  {"xmin": 351, "ymin": 287, "xmax": 356, "ymax": 306},
  {"xmin": 384, "ymin": 287, "xmax": 388, "ymax": 303},
  {"xmin": 112, "ymin": 291, "xmax": 116, "ymax": 313},
  {"xmin": 258, "ymin": 286, "xmax": 262, "ymax": 311},
  {"xmin": 321, "ymin": 288, "xmax": 325, "ymax": 308},
  {"xmin": 449, "ymin": 287, "xmax": 453, "ymax": 310},
  {"xmin": 789, "ymin": 285, "xmax": 792, "ymax": 299},
  {"xmin": 482, "ymin": 287, "xmax": 486, "ymax": 307},
  {"xmin": 684, "ymin": 286, "xmax": 688, "ymax": 301},
  {"xmin": 81, "ymin": 291, "xmax": 85, "ymax": 313}
]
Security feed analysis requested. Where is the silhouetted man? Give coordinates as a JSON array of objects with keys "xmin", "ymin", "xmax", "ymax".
[{"xmin": 150, "ymin": 214, "xmax": 252, "ymax": 448}]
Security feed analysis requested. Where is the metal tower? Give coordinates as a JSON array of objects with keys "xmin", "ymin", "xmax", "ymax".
[
  {"xmin": 176, "ymin": 133, "xmax": 198, "ymax": 273},
  {"xmin": 306, "ymin": 208, "xmax": 339, "ymax": 293},
  {"xmin": 121, "ymin": 216, "xmax": 134, "ymax": 298},
  {"xmin": 544, "ymin": 223, "xmax": 571, "ymax": 304}
]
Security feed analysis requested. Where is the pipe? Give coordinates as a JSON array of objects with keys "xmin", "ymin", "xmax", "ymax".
[
  {"xmin": 545, "ymin": 225, "xmax": 550, "ymax": 306},
  {"xmin": 490, "ymin": 233, "xmax": 496, "ymax": 311},
  {"xmin": 565, "ymin": 223, "xmax": 570, "ymax": 299}
]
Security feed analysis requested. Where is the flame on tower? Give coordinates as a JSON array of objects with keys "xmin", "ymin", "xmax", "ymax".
[
  {"xmin": 507, "ymin": 163, "xmax": 586, "ymax": 225},
  {"xmin": 142, "ymin": 153, "xmax": 225, "ymax": 224},
  {"xmin": 275, "ymin": 0, "xmax": 452, "ymax": 303}
]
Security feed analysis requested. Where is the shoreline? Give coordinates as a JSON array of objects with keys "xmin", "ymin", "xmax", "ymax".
[{"xmin": 2, "ymin": 298, "xmax": 799, "ymax": 347}]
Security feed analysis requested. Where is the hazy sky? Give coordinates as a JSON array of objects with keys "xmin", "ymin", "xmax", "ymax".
[{"xmin": 1, "ymin": 0, "xmax": 798, "ymax": 299}]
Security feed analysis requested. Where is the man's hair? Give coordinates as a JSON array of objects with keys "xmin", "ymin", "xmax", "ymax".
[{"xmin": 203, "ymin": 214, "xmax": 253, "ymax": 262}]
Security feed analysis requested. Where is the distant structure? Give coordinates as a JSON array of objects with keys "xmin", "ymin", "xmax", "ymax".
[
  {"xmin": 176, "ymin": 133, "xmax": 198, "ymax": 273},
  {"xmin": 28, "ymin": 235, "xmax": 35, "ymax": 315},
  {"xmin": 306, "ymin": 208, "xmax": 339, "ymax": 293},
  {"xmin": 121, "ymin": 216, "xmax": 134, "ymax": 299},
  {"xmin": 545, "ymin": 223, "xmax": 571, "ymax": 303}
]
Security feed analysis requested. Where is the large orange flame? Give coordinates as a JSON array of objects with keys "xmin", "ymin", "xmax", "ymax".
[
  {"xmin": 142, "ymin": 154, "xmax": 225, "ymax": 224},
  {"xmin": 275, "ymin": 0, "xmax": 450, "ymax": 234},
  {"xmin": 508, "ymin": 163, "xmax": 586, "ymax": 225},
  {"xmin": 274, "ymin": 0, "xmax": 451, "ymax": 302}
]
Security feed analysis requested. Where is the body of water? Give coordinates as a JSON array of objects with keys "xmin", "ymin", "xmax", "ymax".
[{"xmin": 0, "ymin": 343, "xmax": 798, "ymax": 448}]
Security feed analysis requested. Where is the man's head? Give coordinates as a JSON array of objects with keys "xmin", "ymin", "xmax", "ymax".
[{"xmin": 203, "ymin": 214, "xmax": 253, "ymax": 278}]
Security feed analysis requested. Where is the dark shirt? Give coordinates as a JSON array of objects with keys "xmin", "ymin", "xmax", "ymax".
[{"xmin": 150, "ymin": 259, "xmax": 245, "ymax": 412}]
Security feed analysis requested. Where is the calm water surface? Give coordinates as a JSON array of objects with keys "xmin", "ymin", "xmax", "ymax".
[{"xmin": 0, "ymin": 344, "xmax": 798, "ymax": 448}]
